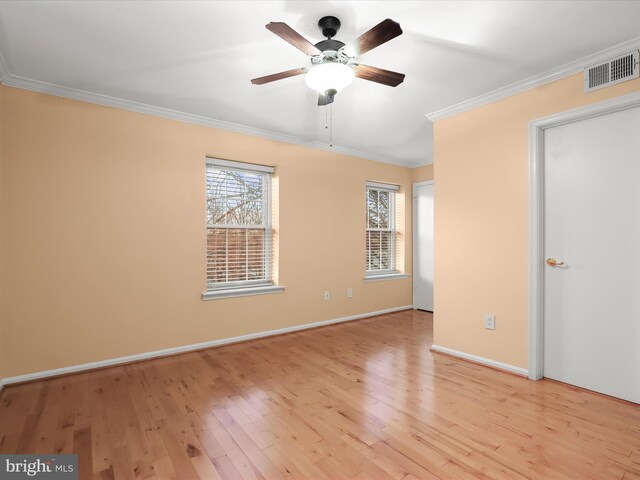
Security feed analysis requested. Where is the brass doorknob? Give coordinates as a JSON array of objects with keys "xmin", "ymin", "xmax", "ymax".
[{"xmin": 546, "ymin": 257, "xmax": 565, "ymax": 267}]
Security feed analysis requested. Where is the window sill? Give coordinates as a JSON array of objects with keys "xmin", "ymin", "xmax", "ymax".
[
  {"xmin": 202, "ymin": 285, "xmax": 285, "ymax": 301},
  {"xmin": 364, "ymin": 273, "xmax": 410, "ymax": 283}
]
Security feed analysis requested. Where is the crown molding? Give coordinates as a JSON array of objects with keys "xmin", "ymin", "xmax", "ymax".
[
  {"xmin": 412, "ymin": 160, "xmax": 433, "ymax": 168},
  {"xmin": 426, "ymin": 35, "xmax": 640, "ymax": 122},
  {"xmin": 0, "ymin": 73, "xmax": 416, "ymax": 168}
]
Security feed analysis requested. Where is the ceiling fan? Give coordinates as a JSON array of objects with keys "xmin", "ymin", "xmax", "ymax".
[{"xmin": 251, "ymin": 16, "xmax": 405, "ymax": 106}]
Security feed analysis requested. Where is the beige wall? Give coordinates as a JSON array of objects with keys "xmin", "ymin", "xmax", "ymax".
[
  {"xmin": 411, "ymin": 164, "xmax": 434, "ymax": 184},
  {"xmin": 9, "ymin": 67, "xmax": 632, "ymax": 380},
  {"xmin": 434, "ymin": 73, "xmax": 640, "ymax": 369},
  {"xmin": 1, "ymin": 86, "xmax": 414, "ymax": 378}
]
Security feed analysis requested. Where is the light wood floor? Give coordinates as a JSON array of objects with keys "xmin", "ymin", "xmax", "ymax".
[{"xmin": 1, "ymin": 310, "xmax": 639, "ymax": 480}]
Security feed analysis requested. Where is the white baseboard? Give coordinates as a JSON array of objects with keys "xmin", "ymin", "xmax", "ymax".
[
  {"xmin": 430, "ymin": 344, "xmax": 528, "ymax": 377},
  {"xmin": 0, "ymin": 305, "xmax": 412, "ymax": 389}
]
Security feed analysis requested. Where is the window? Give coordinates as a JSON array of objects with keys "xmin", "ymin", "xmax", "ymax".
[
  {"xmin": 204, "ymin": 158, "xmax": 283, "ymax": 299},
  {"xmin": 366, "ymin": 182, "xmax": 399, "ymax": 275}
]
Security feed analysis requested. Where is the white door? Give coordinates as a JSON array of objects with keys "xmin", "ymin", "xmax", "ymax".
[
  {"xmin": 544, "ymin": 105, "xmax": 640, "ymax": 403},
  {"xmin": 414, "ymin": 182, "xmax": 434, "ymax": 311}
]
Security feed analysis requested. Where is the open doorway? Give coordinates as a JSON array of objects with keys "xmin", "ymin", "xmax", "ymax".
[{"xmin": 413, "ymin": 181, "xmax": 434, "ymax": 312}]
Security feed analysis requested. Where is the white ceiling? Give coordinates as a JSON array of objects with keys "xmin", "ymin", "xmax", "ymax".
[{"xmin": 1, "ymin": 1, "xmax": 640, "ymax": 167}]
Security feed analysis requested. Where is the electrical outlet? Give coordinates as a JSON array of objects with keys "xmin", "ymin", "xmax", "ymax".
[
  {"xmin": 324, "ymin": 291, "xmax": 330, "ymax": 300},
  {"xmin": 484, "ymin": 314, "xmax": 496, "ymax": 330},
  {"xmin": 347, "ymin": 288, "xmax": 353, "ymax": 298}
]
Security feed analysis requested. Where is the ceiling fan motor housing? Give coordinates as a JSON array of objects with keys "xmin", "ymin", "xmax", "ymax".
[
  {"xmin": 314, "ymin": 39, "xmax": 345, "ymax": 52},
  {"xmin": 313, "ymin": 16, "xmax": 352, "ymax": 67},
  {"xmin": 318, "ymin": 16, "xmax": 341, "ymax": 39}
]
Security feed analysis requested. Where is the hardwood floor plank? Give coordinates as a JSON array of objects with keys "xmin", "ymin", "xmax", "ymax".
[
  {"xmin": 155, "ymin": 420, "xmax": 201, "ymax": 480},
  {"xmin": 74, "ymin": 427, "xmax": 93, "ymax": 480},
  {"xmin": 190, "ymin": 453, "xmax": 223, "ymax": 480},
  {"xmin": 211, "ymin": 454, "xmax": 248, "ymax": 480},
  {"xmin": 0, "ymin": 310, "xmax": 638, "ymax": 480}
]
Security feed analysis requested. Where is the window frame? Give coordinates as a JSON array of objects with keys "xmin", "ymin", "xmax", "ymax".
[
  {"xmin": 365, "ymin": 182, "xmax": 399, "ymax": 277},
  {"xmin": 203, "ymin": 158, "xmax": 283, "ymax": 300}
]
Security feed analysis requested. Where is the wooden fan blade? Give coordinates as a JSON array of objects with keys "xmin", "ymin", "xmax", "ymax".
[
  {"xmin": 251, "ymin": 67, "xmax": 306, "ymax": 85},
  {"xmin": 353, "ymin": 64, "xmax": 405, "ymax": 87},
  {"xmin": 266, "ymin": 22, "xmax": 321, "ymax": 56},
  {"xmin": 344, "ymin": 19, "xmax": 402, "ymax": 57}
]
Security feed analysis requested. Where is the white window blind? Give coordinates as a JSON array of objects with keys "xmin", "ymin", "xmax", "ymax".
[
  {"xmin": 366, "ymin": 182, "xmax": 398, "ymax": 274},
  {"xmin": 206, "ymin": 159, "xmax": 273, "ymax": 290}
]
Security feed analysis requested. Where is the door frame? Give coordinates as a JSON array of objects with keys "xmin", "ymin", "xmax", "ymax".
[
  {"xmin": 528, "ymin": 91, "xmax": 640, "ymax": 380},
  {"xmin": 413, "ymin": 180, "xmax": 434, "ymax": 310}
]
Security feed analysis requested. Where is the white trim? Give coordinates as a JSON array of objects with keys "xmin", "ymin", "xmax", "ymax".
[
  {"xmin": 365, "ymin": 181, "xmax": 399, "ymax": 192},
  {"xmin": 528, "ymin": 117, "xmax": 545, "ymax": 381},
  {"xmin": 202, "ymin": 285, "xmax": 285, "ymax": 300},
  {"xmin": 412, "ymin": 181, "xmax": 434, "ymax": 308},
  {"xmin": 0, "ymin": 74, "xmax": 413, "ymax": 168},
  {"xmin": 427, "ymin": 36, "xmax": 640, "ymax": 122},
  {"xmin": 528, "ymin": 90, "xmax": 640, "ymax": 380},
  {"xmin": 206, "ymin": 157, "xmax": 274, "ymax": 174},
  {"xmin": 0, "ymin": 305, "xmax": 412, "ymax": 388},
  {"xmin": 364, "ymin": 273, "xmax": 410, "ymax": 282},
  {"xmin": 412, "ymin": 180, "xmax": 434, "ymax": 192},
  {"xmin": 431, "ymin": 344, "xmax": 528, "ymax": 377}
]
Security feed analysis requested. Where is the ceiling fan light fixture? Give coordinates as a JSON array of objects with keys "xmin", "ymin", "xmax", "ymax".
[
  {"xmin": 305, "ymin": 62, "xmax": 355, "ymax": 94},
  {"xmin": 252, "ymin": 17, "xmax": 404, "ymax": 105}
]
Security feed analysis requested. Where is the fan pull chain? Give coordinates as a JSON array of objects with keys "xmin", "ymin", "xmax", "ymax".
[{"xmin": 323, "ymin": 103, "xmax": 333, "ymax": 147}]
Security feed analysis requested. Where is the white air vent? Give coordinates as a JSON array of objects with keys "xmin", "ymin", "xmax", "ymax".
[{"xmin": 584, "ymin": 50, "xmax": 639, "ymax": 93}]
